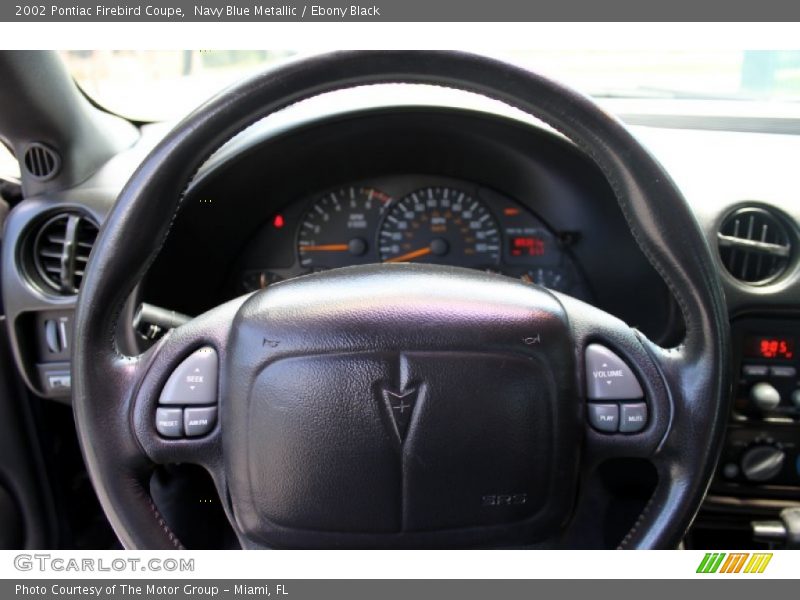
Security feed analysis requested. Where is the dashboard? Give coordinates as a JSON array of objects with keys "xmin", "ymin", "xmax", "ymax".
[
  {"xmin": 3, "ymin": 84, "xmax": 800, "ymax": 549},
  {"xmin": 236, "ymin": 175, "xmax": 590, "ymax": 301}
]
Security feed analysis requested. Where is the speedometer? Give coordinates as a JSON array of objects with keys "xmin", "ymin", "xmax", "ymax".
[
  {"xmin": 298, "ymin": 186, "xmax": 391, "ymax": 270},
  {"xmin": 378, "ymin": 187, "xmax": 501, "ymax": 268}
]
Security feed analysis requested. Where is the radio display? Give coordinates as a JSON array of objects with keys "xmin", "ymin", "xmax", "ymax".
[{"xmin": 744, "ymin": 335, "xmax": 795, "ymax": 360}]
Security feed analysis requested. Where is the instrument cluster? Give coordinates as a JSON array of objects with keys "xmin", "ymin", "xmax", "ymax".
[{"xmin": 235, "ymin": 175, "xmax": 591, "ymax": 301}]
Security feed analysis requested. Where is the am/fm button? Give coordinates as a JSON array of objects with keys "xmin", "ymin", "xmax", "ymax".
[{"xmin": 184, "ymin": 407, "xmax": 217, "ymax": 437}]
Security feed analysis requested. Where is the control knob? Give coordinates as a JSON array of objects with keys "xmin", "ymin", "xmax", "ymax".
[
  {"xmin": 741, "ymin": 445, "xmax": 786, "ymax": 482},
  {"xmin": 750, "ymin": 382, "xmax": 781, "ymax": 411}
]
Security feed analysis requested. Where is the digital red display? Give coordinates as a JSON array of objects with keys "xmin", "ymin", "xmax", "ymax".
[
  {"xmin": 744, "ymin": 335, "xmax": 795, "ymax": 360},
  {"xmin": 509, "ymin": 236, "xmax": 545, "ymax": 257}
]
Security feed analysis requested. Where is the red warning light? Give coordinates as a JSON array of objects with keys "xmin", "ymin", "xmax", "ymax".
[{"xmin": 273, "ymin": 214, "xmax": 285, "ymax": 229}]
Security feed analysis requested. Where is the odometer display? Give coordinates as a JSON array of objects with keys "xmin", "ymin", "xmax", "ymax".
[
  {"xmin": 378, "ymin": 187, "xmax": 501, "ymax": 268},
  {"xmin": 510, "ymin": 235, "xmax": 546, "ymax": 257}
]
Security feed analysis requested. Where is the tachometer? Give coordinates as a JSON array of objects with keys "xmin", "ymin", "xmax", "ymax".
[
  {"xmin": 298, "ymin": 186, "xmax": 391, "ymax": 269},
  {"xmin": 378, "ymin": 187, "xmax": 501, "ymax": 268}
]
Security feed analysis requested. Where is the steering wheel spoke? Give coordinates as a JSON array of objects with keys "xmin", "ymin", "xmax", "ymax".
[
  {"xmin": 559, "ymin": 288, "xmax": 730, "ymax": 548},
  {"xmin": 130, "ymin": 296, "xmax": 246, "ymax": 471},
  {"xmin": 555, "ymin": 293, "xmax": 672, "ymax": 465}
]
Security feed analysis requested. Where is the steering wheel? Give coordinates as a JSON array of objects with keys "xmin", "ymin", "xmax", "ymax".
[{"xmin": 72, "ymin": 51, "xmax": 730, "ymax": 549}]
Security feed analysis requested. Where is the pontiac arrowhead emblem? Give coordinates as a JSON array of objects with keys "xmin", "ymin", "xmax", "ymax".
[{"xmin": 380, "ymin": 387, "xmax": 419, "ymax": 441}]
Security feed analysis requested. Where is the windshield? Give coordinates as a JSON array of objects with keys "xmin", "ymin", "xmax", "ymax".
[{"xmin": 60, "ymin": 50, "xmax": 800, "ymax": 122}]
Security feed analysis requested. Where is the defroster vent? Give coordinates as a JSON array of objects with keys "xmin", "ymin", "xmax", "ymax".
[{"xmin": 23, "ymin": 143, "xmax": 61, "ymax": 181}]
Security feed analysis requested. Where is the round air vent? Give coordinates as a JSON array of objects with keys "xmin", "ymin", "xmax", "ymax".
[
  {"xmin": 31, "ymin": 212, "xmax": 99, "ymax": 295},
  {"xmin": 717, "ymin": 206, "xmax": 793, "ymax": 285},
  {"xmin": 23, "ymin": 143, "xmax": 61, "ymax": 181}
]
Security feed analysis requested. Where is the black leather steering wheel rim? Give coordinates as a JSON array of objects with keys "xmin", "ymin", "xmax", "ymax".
[{"xmin": 73, "ymin": 50, "xmax": 730, "ymax": 550}]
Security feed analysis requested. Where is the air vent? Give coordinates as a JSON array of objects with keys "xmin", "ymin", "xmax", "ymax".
[
  {"xmin": 31, "ymin": 213, "xmax": 99, "ymax": 295},
  {"xmin": 718, "ymin": 207, "xmax": 793, "ymax": 285},
  {"xmin": 23, "ymin": 143, "xmax": 60, "ymax": 181}
]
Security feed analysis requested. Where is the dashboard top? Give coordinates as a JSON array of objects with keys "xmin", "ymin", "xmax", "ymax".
[
  {"xmin": 3, "ymin": 85, "xmax": 800, "ymax": 331},
  {"xmin": 146, "ymin": 88, "xmax": 800, "ymax": 314}
]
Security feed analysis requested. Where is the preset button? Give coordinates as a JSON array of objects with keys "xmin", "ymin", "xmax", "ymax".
[{"xmin": 156, "ymin": 407, "xmax": 183, "ymax": 438}]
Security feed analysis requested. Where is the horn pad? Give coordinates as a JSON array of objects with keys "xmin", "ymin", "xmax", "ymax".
[{"xmin": 223, "ymin": 264, "xmax": 581, "ymax": 548}]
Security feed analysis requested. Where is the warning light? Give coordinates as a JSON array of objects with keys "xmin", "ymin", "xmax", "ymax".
[
  {"xmin": 509, "ymin": 236, "xmax": 545, "ymax": 257},
  {"xmin": 273, "ymin": 214, "xmax": 285, "ymax": 229},
  {"xmin": 503, "ymin": 207, "xmax": 521, "ymax": 216}
]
